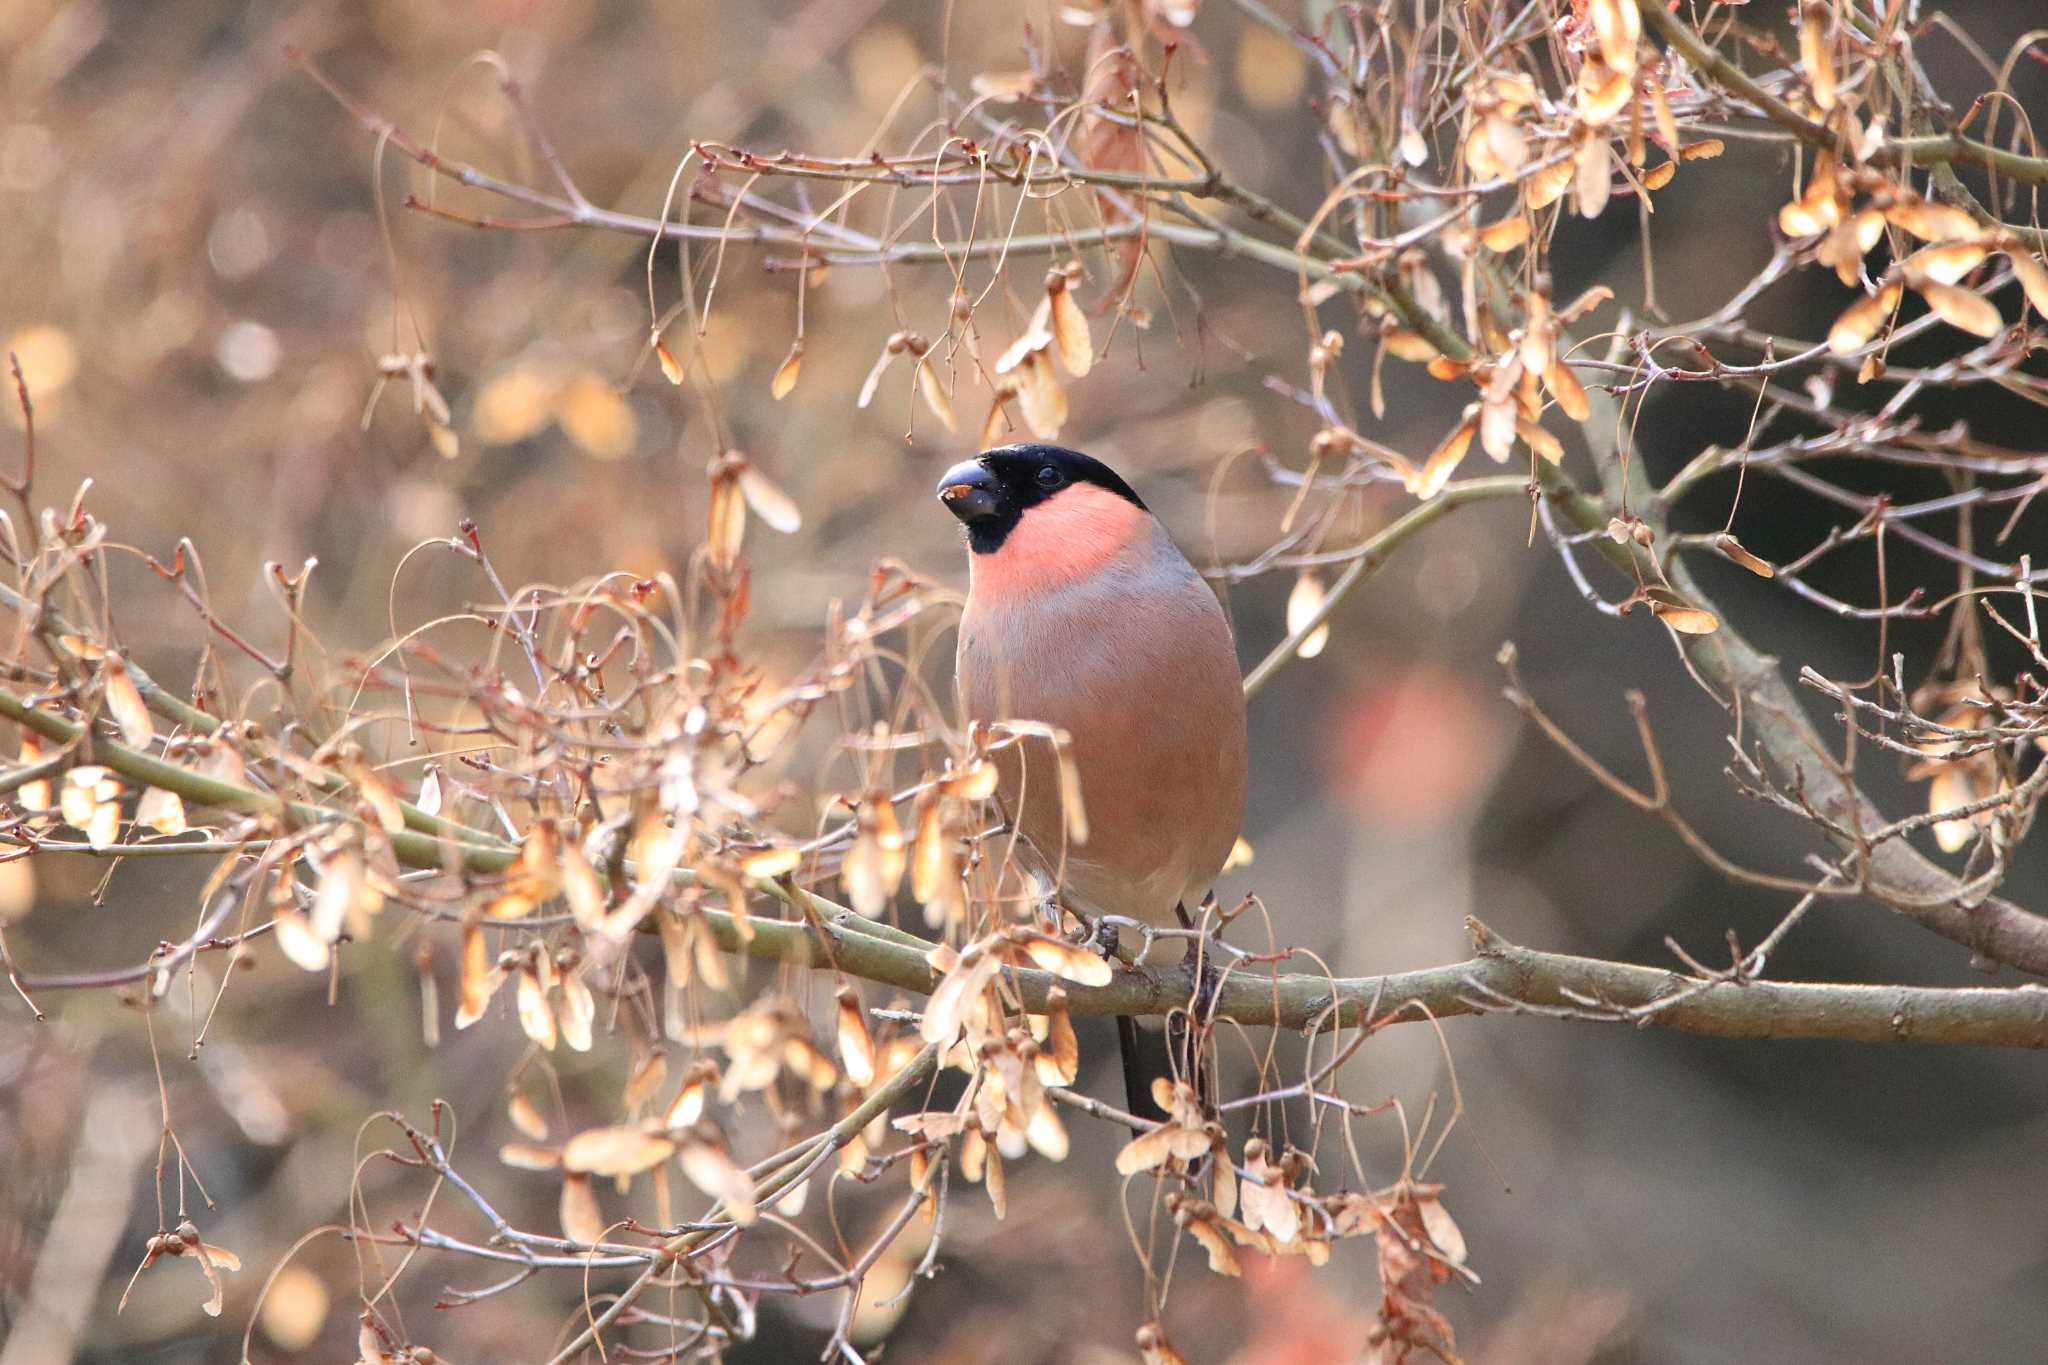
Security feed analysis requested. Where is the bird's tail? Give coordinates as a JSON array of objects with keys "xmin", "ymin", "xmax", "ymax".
[{"xmin": 1116, "ymin": 1013, "xmax": 1204, "ymax": 1126}]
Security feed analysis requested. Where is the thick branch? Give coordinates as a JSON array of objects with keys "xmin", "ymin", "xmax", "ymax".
[
  {"xmin": 8, "ymin": 684, "xmax": 2046, "ymax": 1045},
  {"xmin": 712, "ymin": 906, "xmax": 2048, "ymax": 1048},
  {"xmin": 1665, "ymin": 555, "xmax": 2048, "ymax": 974}
]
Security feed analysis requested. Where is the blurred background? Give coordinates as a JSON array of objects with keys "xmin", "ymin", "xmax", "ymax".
[{"xmin": 3, "ymin": 1, "xmax": 2046, "ymax": 1361}]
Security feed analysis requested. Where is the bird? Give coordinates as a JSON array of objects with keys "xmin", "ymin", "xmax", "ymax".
[{"xmin": 935, "ymin": 442, "xmax": 1248, "ymax": 1121}]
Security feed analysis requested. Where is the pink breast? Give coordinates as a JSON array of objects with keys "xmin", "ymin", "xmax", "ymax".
[{"xmin": 968, "ymin": 485, "xmax": 1151, "ymax": 602}]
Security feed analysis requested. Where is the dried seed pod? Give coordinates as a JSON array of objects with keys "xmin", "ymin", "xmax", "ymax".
[
  {"xmin": 706, "ymin": 455, "xmax": 747, "ymax": 569},
  {"xmin": 1046, "ymin": 268, "xmax": 1093, "ymax": 376},
  {"xmin": 102, "ymin": 655, "xmax": 153, "ymax": 748},
  {"xmin": 1917, "ymin": 282, "xmax": 2002, "ymax": 338},
  {"xmin": 654, "ymin": 330, "xmax": 684, "ymax": 385},
  {"xmin": 769, "ymin": 340, "xmax": 802, "ymax": 399},
  {"xmin": 1827, "ymin": 282, "xmax": 1902, "ymax": 354},
  {"xmin": 1286, "ymin": 571, "xmax": 1330, "ymax": 659},
  {"xmin": 736, "ymin": 460, "xmax": 802, "ymax": 534}
]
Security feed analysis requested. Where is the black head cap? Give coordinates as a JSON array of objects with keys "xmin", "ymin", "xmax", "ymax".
[{"xmin": 935, "ymin": 444, "xmax": 1147, "ymax": 554}]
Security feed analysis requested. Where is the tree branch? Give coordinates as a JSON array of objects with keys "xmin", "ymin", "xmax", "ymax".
[
  {"xmin": 6, "ymin": 683, "xmax": 2046, "ymax": 1047},
  {"xmin": 1635, "ymin": 0, "xmax": 2048, "ymax": 186}
]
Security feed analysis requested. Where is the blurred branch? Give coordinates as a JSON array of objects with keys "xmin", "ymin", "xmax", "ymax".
[
  {"xmin": 1240, "ymin": 474, "xmax": 1527, "ymax": 698},
  {"xmin": 0, "ymin": 1085, "xmax": 155, "ymax": 1365},
  {"xmin": 543, "ymin": 1041, "xmax": 943, "ymax": 1365}
]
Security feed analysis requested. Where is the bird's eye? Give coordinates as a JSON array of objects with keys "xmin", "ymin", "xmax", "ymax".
[{"xmin": 1035, "ymin": 465, "xmax": 1063, "ymax": 488}]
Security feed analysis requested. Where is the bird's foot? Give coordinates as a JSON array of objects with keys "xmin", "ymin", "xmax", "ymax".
[{"xmin": 1073, "ymin": 912, "xmax": 1152, "ymax": 969}]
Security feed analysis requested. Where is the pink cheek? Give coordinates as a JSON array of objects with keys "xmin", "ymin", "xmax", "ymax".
[{"xmin": 970, "ymin": 490, "xmax": 1145, "ymax": 600}]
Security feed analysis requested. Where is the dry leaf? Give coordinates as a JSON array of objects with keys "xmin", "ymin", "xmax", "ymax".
[
  {"xmin": 665, "ymin": 1063, "xmax": 713, "ymax": 1129},
  {"xmin": 1575, "ymin": 138, "xmax": 1613, "ymax": 220},
  {"xmin": 135, "ymin": 786, "xmax": 186, "ymax": 836},
  {"xmin": 1526, "ymin": 155, "xmax": 1576, "ymax": 210},
  {"xmin": 837, "ymin": 986, "xmax": 876, "ymax": 1087},
  {"xmin": 921, "ymin": 944, "xmax": 1000, "ymax": 1045},
  {"xmin": 558, "ymin": 971, "xmax": 595, "ymax": 1052},
  {"xmin": 770, "ymin": 340, "xmax": 803, "ymax": 400},
  {"xmin": 1382, "ymin": 329, "xmax": 1440, "ymax": 363},
  {"xmin": 1174, "ymin": 1196, "xmax": 1243, "ymax": 1276},
  {"xmin": 1287, "ymin": 571, "xmax": 1331, "ymax": 658},
  {"xmin": 1047, "ymin": 270, "xmax": 1093, "ymax": 376},
  {"xmin": 706, "ymin": 458, "xmax": 747, "ymax": 569},
  {"xmin": 559, "ymin": 1173, "xmax": 606, "ymax": 1244},
  {"xmin": 1905, "ymin": 241, "xmax": 1989, "ymax": 287},
  {"xmin": 1590, "ymin": 0, "xmax": 1641, "ymax": 71},
  {"xmin": 455, "ymin": 923, "xmax": 498, "ymax": 1028},
  {"xmin": 508, "ymin": 1089, "xmax": 549, "ymax": 1141},
  {"xmin": 516, "ymin": 963, "xmax": 558, "ymax": 1050},
  {"xmin": 915, "ymin": 353, "xmax": 956, "ymax": 431},
  {"xmin": 1714, "ymin": 533, "xmax": 1775, "ymax": 577},
  {"xmin": 1648, "ymin": 599, "xmax": 1720, "ymax": 634},
  {"xmin": 102, "ymin": 655, "xmax": 153, "ymax": 747},
  {"xmin": 1885, "ymin": 197, "xmax": 1981, "ymax": 244},
  {"xmin": 1115, "ymin": 1081, "xmax": 1217, "ymax": 1174},
  {"xmin": 17, "ymin": 735, "xmax": 51, "ymax": 813},
  {"xmin": 1799, "ymin": 0, "xmax": 1836, "ymax": 109},
  {"xmin": 909, "ymin": 796, "xmax": 958, "ymax": 913},
  {"xmin": 427, "ymin": 419, "xmax": 459, "ymax": 460},
  {"xmin": 563, "ymin": 1125, "xmax": 677, "ymax": 1177},
  {"xmin": 1239, "ymin": 1139, "xmax": 1300, "ymax": 1243},
  {"xmin": 737, "ymin": 462, "xmax": 803, "ymax": 534},
  {"xmin": 0, "ymin": 858, "xmax": 34, "ymax": 923},
  {"xmin": 272, "ymin": 908, "xmax": 330, "ymax": 973},
  {"xmin": 740, "ymin": 846, "xmax": 801, "ymax": 881},
  {"xmin": 2005, "ymin": 248, "xmax": 2048, "ymax": 314},
  {"xmin": 1010, "ymin": 929, "xmax": 1113, "ymax": 986},
  {"xmin": 1828, "ymin": 282, "xmax": 1902, "ymax": 353},
  {"xmin": 1009, "ymin": 349, "xmax": 1067, "ymax": 438},
  {"xmin": 259, "ymin": 1263, "xmax": 329, "ymax": 1352},
  {"xmin": 677, "ymin": 1138, "xmax": 758, "ymax": 1224},
  {"xmin": 499, "ymin": 1142, "xmax": 563, "ymax": 1170},
  {"xmin": 1918, "ymin": 282, "xmax": 2003, "ymax": 338},
  {"xmin": 1412, "ymin": 415, "xmax": 1477, "ymax": 499},
  {"xmin": 654, "ymin": 331, "xmax": 685, "ymax": 385},
  {"xmin": 1477, "ymin": 213, "xmax": 1532, "ymax": 252},
  {"xmin": 1035, "ymin": 987, "xmax": 1080, "ymax": 1086},
  {"xmin": 560, "ymin": 839, "xmax": 607, "ymax": 932},
  {"xmin": 1417, "ymin": 1195, "xmax": 1468, "ymax": 1265}
]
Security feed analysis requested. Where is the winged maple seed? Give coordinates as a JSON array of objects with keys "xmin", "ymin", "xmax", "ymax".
[
  {"xmin": 1137, "ymin": 1321, "xmax": 1192, "ymax": 1365},
  {"xmin": 1330, "ymin": 1183, "xmax": 1474, "ymax": 1363},
  {"xmin": 118, "ymin": 1220, "xmax": 240, "ymax": 1319},
  {"xmin": 58, "ymin": 765, "xmax": 123, "ymax": 849},
  {"xmin": 1906, "ymin": 685, "xmax": 2023, "ymax": 855},
  {"xmin": 1115, "ymin": 1079, "xmax": 1223, "ymax": 1175},
  {"xmin": 17, "ymin": 3, "xmax": 2048, "ymax": 1357}
]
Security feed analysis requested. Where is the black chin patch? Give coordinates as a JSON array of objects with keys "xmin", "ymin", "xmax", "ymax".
[{"xmin": 950, "ymin": 444, "xmax": 1146, "ymax": 554}]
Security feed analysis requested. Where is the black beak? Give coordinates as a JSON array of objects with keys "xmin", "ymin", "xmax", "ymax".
[{"xmin": 936, "ymin": 460, "xmax": 1001, "ymax": 524}]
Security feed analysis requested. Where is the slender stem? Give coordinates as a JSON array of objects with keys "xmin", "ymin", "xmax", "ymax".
[{"xmin": 1240, "ymin": 475, "xmax": 1526, "ymax": 698}]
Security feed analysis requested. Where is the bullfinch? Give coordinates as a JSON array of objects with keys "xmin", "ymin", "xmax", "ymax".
[{"xmin": 936, "ymin": 443, "xmax": 1248, "ymax": 1118}]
